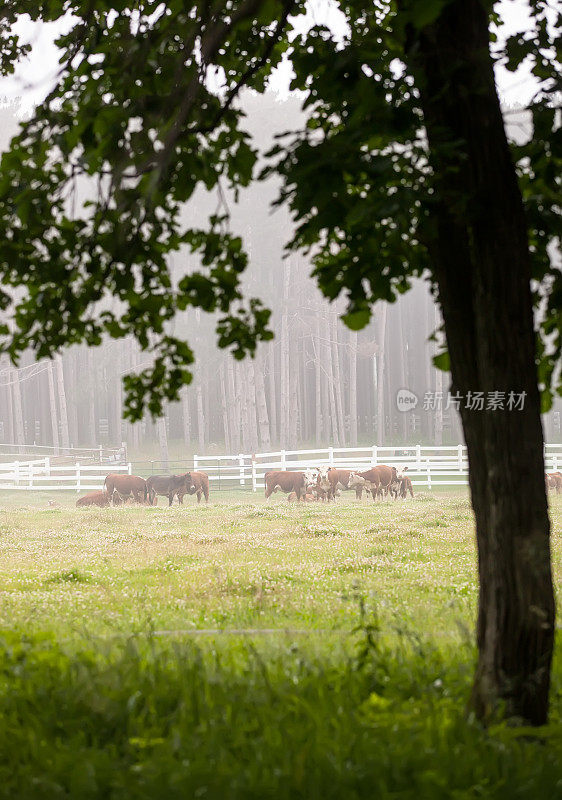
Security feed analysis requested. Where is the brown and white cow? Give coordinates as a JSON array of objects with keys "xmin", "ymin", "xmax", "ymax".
[
  {"xmin": 104, "ymin": 473, "xmax": 148, "ymax": 505},
  {"xmin": 347, "ymin": 465, "xmax": 402, "ymax": 501},
  {"xmin": 179, "ymin": 471, "xmax": 210, "ymax": 503},
  {"xmin": 265, "ymin": 470, "xmax": 309, "ymax": 500}
]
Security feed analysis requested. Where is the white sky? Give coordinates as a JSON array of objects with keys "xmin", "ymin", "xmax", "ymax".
[{"xmin": 0, "ymin": 1, "xmax": 551, "ymax": 114}]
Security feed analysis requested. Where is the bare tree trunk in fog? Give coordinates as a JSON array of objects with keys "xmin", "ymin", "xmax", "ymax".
[
  {"xmin": 47, "ymin": 361, "xmax": 60, "ymax": 456},
  {"xmin": 87, "ymin": 349, "xmax": 97, "ymax": 445},
  {"xmin": 11, "ymin": 367, "xmax": 25, "ymax": 453},
  {"xmin": 267, "ymin": 347, "xmax": 277, "ymax": 446},
  {"xmin": 247, "ymin": 359, "xmax": 259, "ymax": 452},
  {"xmin": 196, "ymin": 378, "xmax": 205, "ymax": 453},
  {"xmin": 157, "ymin": 415, "xmax": 169, "ymax": 470},
  {"xmin": 349, "ymin": 330, "xmax": 358, "ymax": 446},
  {"xmin": 219, "ymin": 365, "xmax": 231, "ymax": 452},
  {"xmin": 434, "ymin": 304, "xmax": 443, "ymax": 445},
  {"xmin": 180, "ymin": 386, "xmax": 191, "ymax": 448},
  {"xmin": 254, "ymin": 351, "xmax": 271, "ymax": 450},
  {"xmin": 314, "ymin": 317, "xmax": 322, "ymax": 444},
  {"xmin": 238, "ymin": 363, "xmax": 250, "ymax": 452},
  {"xmin": 227, "ymin": 359, "xmax": 240, "ymax": 452},
  {"xmin": 396, "ymin": 302, "xmax": 409, "ymax": 441},
  {"xmin": 113, "ymin": 347, "xmax": 123, "ymax": 448},
  {"xmin": 55, "ymin": 355, "xmax": 70, "ymax": 452},
  {"xmin": 331, "ymin": 311, "xmax": 346, "ymax": 445},
  {"xmin": 289, "ymin": 343, "xmax": 299, "ymax": 447},
  {"xmin": 325, "ymin": 329, "xmax": 340, "ymax": 447},
  {"xmin": 280, "ymin": 262, "xmax": 291, "ymax": 448},
  {"xmin": 375, "ymin": 304, "xmax": 387, "ymax": 446}
]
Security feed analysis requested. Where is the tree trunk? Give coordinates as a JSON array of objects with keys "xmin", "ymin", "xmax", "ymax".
[
  {"xmin": 407, "ymin": 0, "xmax": 555, "ymax": 724},
  {"xmin": 314, "ymin": 314, "xmax": 323, "ymax": 444},
  {"xmin": 349, "ymin": 330, "xmax": 358, "ymax": 446},
  {"xmin": 433, "ymin": 304, "xmax": 444, "ymax": 446},
  {"xmin": 254, "ymin": 351, "xmax": 271, "ymax": 451},
  {"xmin": 280, "ymin": 262, "xmax": 291, "ymax": 448},
  {"xmin": 87, "ymin": 349, "xmax": 97, "ymax": 446},
  {"xmin": 181, "ymin": 386, "xmax": 191, "ymax": 447},
  {"xmin": 196, "ymin": 378, "xmax": 205, "ymax": 454},
  {"xmin": 227, "ymin": 359, "xmax": 240, "ymax": 452},
  {"xmin": 157, "ymin": 415, "xmax": 169, "ymax": 471},
  {"xmin": 11, "ymin": 367, "xmax": 25, "ymax": 453},
  {"xmin": 267, "ymin": 347, "xmax": 277, "ymax": 446},
  {"xmin": 219, "ymin": 364, "xmax": 231, "ymax": 452},
  {"xmin": 331, "ymin": 311, "xmax": 346, "ymax": 446},
  {"xmin": 47, "ymin": 361, "xmax": 60, "ymax": 456},
  {"xmin": 375, "ymin": 304, "xmax": 387, "ymax": 446},
  {"xmin": 55, "ymin": 355, "xmax": 70, "ymax": 452}
]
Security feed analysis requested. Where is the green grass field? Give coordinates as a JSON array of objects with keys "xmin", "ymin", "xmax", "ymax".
[{"xmin": 1, "ymin": 489, "xmax": 562, "ymax": 798}]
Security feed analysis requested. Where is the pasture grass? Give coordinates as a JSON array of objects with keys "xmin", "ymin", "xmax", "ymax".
[{"xmin": 1, "ymin": 489, "xmax": 562, "ymax": 797}]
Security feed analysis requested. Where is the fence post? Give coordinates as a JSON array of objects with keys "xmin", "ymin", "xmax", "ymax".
[
  {"xmin": 99, "ymin": 444, "xmax": 103, "ymax": 463},
  {"xmin": 371, "ymin": 445, "xmax": 377, "ymax": 466},
  {"xmin": 554, "ymin": 456, "xmax": 558, "ymax": 472},
  {"xmin": 45, "ymin": 457, "xmax": 50, "ymax": 476},
  {"xmin": 252, "ymin": 456, "xmax": 257, "ymax": 492},
  {"xmin": 76, "ymin": 462, "xmax": 81, "ymax": 493},
  {"xmin": 427, "ymin": 459, "xmax": 432, "ymax": 490},
  {"xmin": 457, "ymin": 444, "xmax": 463, "ymax": 472},
  {"xmin": 193, "ymin": 454, "xmax": 198, "ymax": 472},
  {"xmin": 281, "ymin": 450, "xmax": 286, "ymax": 470},
  {"xmin": 239, "ymin": 454, "xmax": 245, "ymax": 486},
  {"xmin": 128, "ymin": 462, "xmax": 132, "ymax": 475},
  {"xmin": 416, "ymin": 445, "xmax": 421, "ymax": 471},
  {"xmin": 328, "ymin": 446, "xmax": 334, "ymax": 466},
  {"xmin": 28, "ymin": 463, "xmax": 34, "ymax": 489},
  {"xmin": 15, "ymin": 461, "xmax": 20, "ymax": 487}
]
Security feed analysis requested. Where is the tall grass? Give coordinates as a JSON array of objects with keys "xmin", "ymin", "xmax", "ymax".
[{"xmin": 1, "ymin": 618, "xmax": 562, "ymax": 798}]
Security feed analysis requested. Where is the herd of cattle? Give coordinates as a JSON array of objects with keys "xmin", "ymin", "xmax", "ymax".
[
  {"xmin": 266, "ymin": 464, "xmax": 413, "ymax": 502},
  {"xmin": 74, "ymin": 463, "xmax": 413, "ymax": 508}
]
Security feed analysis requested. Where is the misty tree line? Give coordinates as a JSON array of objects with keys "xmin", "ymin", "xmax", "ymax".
[{"xmin": 0, "ymin": 96, "xmax": 560, "ymax": 457}]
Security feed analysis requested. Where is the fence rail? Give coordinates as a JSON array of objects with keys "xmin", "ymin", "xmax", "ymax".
[{"xmin": 0, "ymin": 444, "xmax": 561, "ymax": 493}]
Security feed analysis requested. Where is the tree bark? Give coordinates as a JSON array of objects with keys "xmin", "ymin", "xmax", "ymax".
[
  {"xmin": 331, "ymin": 310, "xmax": 346, "ymax": 446},
  {"xmin": 219, "ymin": 364, "xmax": 231, "ymax": 452},
  {"xmin": 406, "ymin": 0, "xmax": 555, "ymax": 724}
]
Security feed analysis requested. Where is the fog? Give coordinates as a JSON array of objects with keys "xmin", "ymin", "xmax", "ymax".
[{"xmin": 1, "ymin": 93, "xmax": 560, "ymax": 459}]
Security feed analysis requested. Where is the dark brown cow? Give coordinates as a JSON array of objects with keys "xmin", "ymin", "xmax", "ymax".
[
  {"xmin": 76, "ymin": 491, "xmax": 111, "ymax": 507},
  {"xmin": 146, "ymin": 473, "xmax": 192, "ymax": 506},
  {"xmin": 104, "ymin": 473, "xmax": 148, "ymax": 505},
  {"xmin": 178, "ymin": 471, "xmax": 210, "ymax": 504},
  {"xmin": 347, "ymin": 465, "xmax": 400, "ymax": 501},
  {"xmin": 265, "ymin": 470, "xmax": 307, "ymax": 500}
]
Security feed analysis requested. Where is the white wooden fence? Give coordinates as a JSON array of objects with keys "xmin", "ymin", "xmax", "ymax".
[
  {"xmin": 190, "ymin": 443, "xmax": 562, "ymax": 492},
  {"xmin": 1, "ymin": 444, "xmax": 562, "ymax": 492},
  {"xmin": 0, "ymin": 459, "xmax": 131, "ymax": 492}
]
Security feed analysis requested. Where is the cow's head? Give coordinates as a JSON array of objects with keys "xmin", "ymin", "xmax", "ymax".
[
  {"xmin": 316, "ymin": 465, "xmax": 331, "ymax": 489},
  {"xmin": 394, "ymin": 465, "xmax": 408, "ymax": 482},
  {"xmin": 347, "ymin": 471, "xmax": 366, "ymax": 489},
  {"xmin": 180, "ymin": 472, "xmax": 193, "ymax": 490},
  {"xmin": 303, "ymin": 467, "xmax": 319, "ymax": 488}
]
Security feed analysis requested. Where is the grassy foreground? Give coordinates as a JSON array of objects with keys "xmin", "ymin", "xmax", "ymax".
[{"xmin": 1, "ymin": 489, "xmax": 562, "ymax": 797}]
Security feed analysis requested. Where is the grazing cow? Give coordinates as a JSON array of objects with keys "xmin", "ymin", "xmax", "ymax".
[
  {"xmin": 347, "ymin": 465, "xmax": 402, "ymax": 501},
  {"xmin": 146, "ymin": 473, "xmax": 192, "ymax": 506},
  {"xmin": 104, "ymin": 473, "xmax": 148, "ymax": 505},
  {"xmin": 265, "ymin": 470, "xmax": 308, "ymax": 500},
  {"xmin": 76, "ymin": 491, "xmax": 111, "ymax": 507},
  {"xmin": 178, "ymin": 471, "xmax": 210, "ymax": 504}
]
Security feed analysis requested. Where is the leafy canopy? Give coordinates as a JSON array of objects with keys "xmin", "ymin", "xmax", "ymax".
[{"xmin": 0, "ymin": 0, "xmax": 560, "ymax": 418}]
